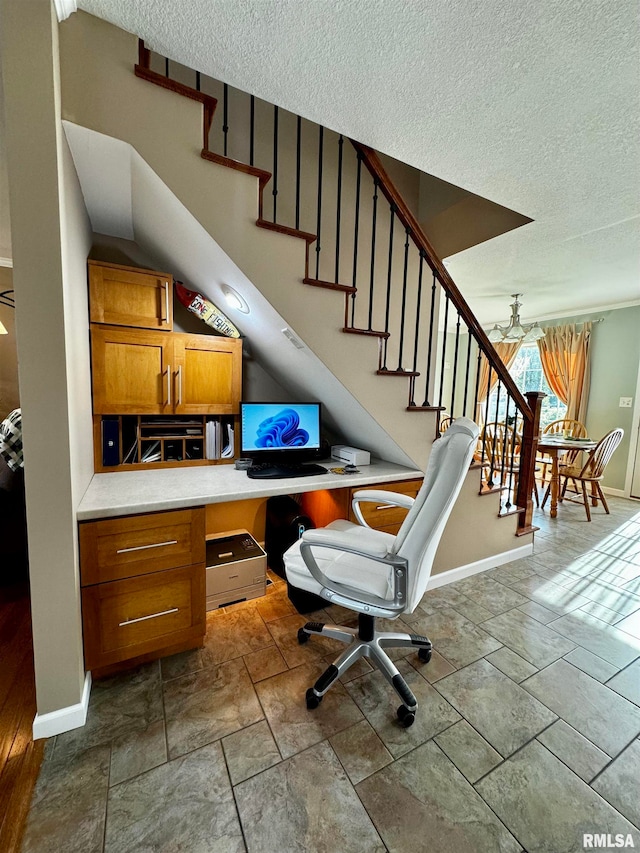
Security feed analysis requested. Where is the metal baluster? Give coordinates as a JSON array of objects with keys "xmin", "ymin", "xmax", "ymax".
[
  {"xmin": 295, "ymin": 116, "xmax": 301, "ymax": 230},
  {"xmin": 462, "ymin": 331, "xmax": 473, "ymax": 417},
  {"xmin": 223, "ymin": 83, "xmax": 229, "ymax": 157},
  {"xmin": 437, "ymin": 293, "xmax": 450, "ymax": 410},
  {"xmin": 250, "ymin": 95, "xmax": 255, "ymax": 166},
  {"xmin": 165, "ymin": 57, "xmax": 169, "ymax": 77},
  {"xmin": 449, "ymin": 311, "xmax": 461, "ymax": 415},
  {"xmin": 334, "ymin": 135, "xmax": 344, "ymax": 283},
  {"xmin": 195, "ymin": 70, "xmax": 201, "ymax": 92},
  {"xmin": 315, "ymin": 126, "xmax": 324, "ymax": 279},
  {"xmin": 421, "ymin": 272, "xmax": 437, "ymax": 406},
  {"xmin": 474, "ymin": 341, "xmax": 483, "ymax": 424},
  {"xmin": 350, "ymin": 152, "xmax": 362, "ymax": 327},
  {"xmin": 272, "ymin": 105, "xmax": 279, "ymax": 223},
  {"xmin": 367, "ymin": 180, "xmax": 379, "ymax": 331},
  {"xmin": 396, "ymin": 228, "xmax": 411, "ymax": 371},
  {"xmin": 410, "ymin": 253, "xmax": 425, "ymax": 403},
  {"xmin": 381, "ymin": 206, "xmax": 395, "ymax": 370},
  {"xmin": 483, "ymin": 366, "xmax": 493, "ymax": 486},
  {"xmin": 504, "ymin": 395, "xmax": 515, "ymax": 509}
]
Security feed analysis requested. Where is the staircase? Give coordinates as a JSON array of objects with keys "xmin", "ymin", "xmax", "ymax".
[{"xmin": 59, "ymin": 12, "xmax": 541, "ymax": 551}]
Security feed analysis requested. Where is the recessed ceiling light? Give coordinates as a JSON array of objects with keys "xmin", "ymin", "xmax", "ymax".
[{"xmin": 221, "ymin": 284, "xmax": 250, "ymax": 314}]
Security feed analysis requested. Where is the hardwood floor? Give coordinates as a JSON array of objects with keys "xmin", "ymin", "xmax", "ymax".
[{"xmin": 0, "ymin": 581, "xmax": 43, "ymax": 853}]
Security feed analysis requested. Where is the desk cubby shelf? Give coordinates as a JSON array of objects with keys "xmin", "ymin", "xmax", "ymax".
[{"xmin": 94, "ymin": 414, "xmax": 236, "ymax": 472}]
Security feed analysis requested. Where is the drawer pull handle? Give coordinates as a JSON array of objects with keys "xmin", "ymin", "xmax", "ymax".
[
  {"xmin": 119, "ymin": 607, "xmax": 179, "ymax": 627},
  {"xmin": 116, "ymin": 539, "xmax": 178, "ymax": 554},
  {"xmin": 375, "ymin": 504, "xmax": 397, "ymax": 510}
]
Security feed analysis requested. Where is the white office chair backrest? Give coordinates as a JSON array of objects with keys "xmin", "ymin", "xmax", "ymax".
[{"xmin": 392, "ymin": 417, "xmax": 479, "ymax": 612}]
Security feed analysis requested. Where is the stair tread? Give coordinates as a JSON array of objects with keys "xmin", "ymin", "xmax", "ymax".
[
  {"xmin": 377, "ymin": 368, "xmax": 420, "ymax": 377},
  {"xmin": 406, "ymin": 405, "xmax": 446, "ymax": 412},
  {"xmin": 303, "ymin": 277, "xmax": 356, "ymax": 294},
  {"xmin": 201, "ymin": 150, "xmax": 271, "ymax": 183},
  {"xmin": 256, "ymin": 219, "xmax": 317, "ymax": 243},
  {"xmin": 342, "ymin": 327, "xmax": 390, "ymax": 339}
]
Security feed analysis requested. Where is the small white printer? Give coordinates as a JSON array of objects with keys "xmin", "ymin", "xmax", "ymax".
[{"xmin": 331, "ymin": 445, "xmax": 371, "ymax": 466}]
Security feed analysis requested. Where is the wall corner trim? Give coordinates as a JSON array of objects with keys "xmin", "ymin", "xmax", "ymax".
[
  {"xmin": 427, "ymin": 542, "xmax": 534, "ymax": 591},
  {"xmin": 53, "ymin": 0, "xmax": 77, "ymax": 22},
  {"xmin": 32, "ymin": 671, "xmax": 92, "ymax": 740}
]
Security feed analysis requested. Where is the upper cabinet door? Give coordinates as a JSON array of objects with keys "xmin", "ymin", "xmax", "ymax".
[
  {"xmin": 91, "ymin": 327, "xmax": 173, "ymax": 415},
  {"xmin": 88, "ymin": 260, "xmax": 173, "ymax": 331},
  {"xmin": 172, "ymin": 335, "xmax": 242, "ymax": 415}
]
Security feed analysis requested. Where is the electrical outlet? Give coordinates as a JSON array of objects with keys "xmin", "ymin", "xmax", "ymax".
[{"xmin": 619, "ymin": 397, "xmax": 633, "ymax": 408}]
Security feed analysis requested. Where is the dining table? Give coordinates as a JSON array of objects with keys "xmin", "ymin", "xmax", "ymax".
[{"xmin": 537, "ymin": 434, "xmax": 597, "ymax": 518}]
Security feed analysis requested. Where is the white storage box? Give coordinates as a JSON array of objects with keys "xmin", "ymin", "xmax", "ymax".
[{"xmin": 205, "ymin": 530, "xmax": 266, "ymax": 611}]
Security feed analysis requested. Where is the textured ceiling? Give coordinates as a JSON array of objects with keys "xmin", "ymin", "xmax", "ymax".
[{"xmin": 75, "ymin": 0, "xmax": 640, "ymax": 324}]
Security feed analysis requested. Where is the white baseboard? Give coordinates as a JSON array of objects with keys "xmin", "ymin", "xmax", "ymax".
[
  {"xmin": 601, "ymin": 486, "xmax": 626, "ymax": 498},
  {"xmin": 426, "ymin": 542, "xmax": 534, "ymax": 590},
  {"xmin": 32, "ymin": 672, "xmax": 92, "ymax": 740}
]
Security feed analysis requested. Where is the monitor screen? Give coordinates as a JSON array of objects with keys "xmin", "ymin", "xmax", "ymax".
[{"xmin": 240, "ymin": 403, "xmax": 321, "ymax": 455}]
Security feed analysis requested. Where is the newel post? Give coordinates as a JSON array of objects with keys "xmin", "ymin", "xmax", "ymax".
[{"xmin": 516, "ymin": 391, "xmax": 545, "ymax": 533}]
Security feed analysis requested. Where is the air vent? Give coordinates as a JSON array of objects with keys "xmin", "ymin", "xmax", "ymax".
[{"xmin": 281, "ymin": 328, "xmax": 305, "ymax": 350}]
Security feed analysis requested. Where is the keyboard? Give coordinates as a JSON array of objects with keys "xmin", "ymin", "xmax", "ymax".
[{"xmin": 247, "ymin": 462, "xmax": 328, "ymax": 479}]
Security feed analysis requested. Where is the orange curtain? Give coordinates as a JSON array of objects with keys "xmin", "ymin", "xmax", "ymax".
[
  {"xmin": 537, "ymin": 323, "xmax": 592, "ymax": 424},
  {"xmin": 476, "ymin": 341, "xmax": 522, "ymax": 421}
]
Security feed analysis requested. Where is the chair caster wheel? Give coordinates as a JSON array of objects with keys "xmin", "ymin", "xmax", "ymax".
[
  {"xmin": 397, "ymin": 705, "xmax": 415, "ymax": 727},
  {"xmin": 418, "ymin": 648, "xmax": 432, "ymax": 663},
  {"xmin": 297, "ymin": 628, "xmax": 310, "ymax": 644},
  {"xmin": 306, "ymin": 688, "xmax": 322, "ymax": 709}
]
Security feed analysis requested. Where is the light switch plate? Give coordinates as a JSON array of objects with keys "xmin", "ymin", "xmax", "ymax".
[{"xmin": 619, "ymin": 397, "xmax": 633, "ymax": 408}]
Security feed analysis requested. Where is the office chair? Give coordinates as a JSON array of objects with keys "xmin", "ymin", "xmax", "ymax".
[{"xmin": 283, "ymin": 417, "xmax": 479, "ymax": 727}]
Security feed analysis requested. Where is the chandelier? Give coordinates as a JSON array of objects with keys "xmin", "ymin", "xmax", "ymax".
[{"xmin": 487, "ymin": 294, "xmax": 544, "ymax": 343}]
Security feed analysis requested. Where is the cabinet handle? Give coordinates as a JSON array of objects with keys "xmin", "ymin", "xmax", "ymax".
[
  {"xmin": 119, "ymin": 607, "xmax": 179, "ymax": 627},
  {"xmin": 176, "ymin": 365, "xmax": 183, "ymax": 405},
  {"xmin": 116, "ymin": 539, "xmax": 178, "ymax": 554},
  {"xmin": 166, "ymin": 363, "xmax": 172, "ymax": 406},
  {"xmin": 163, "ymin": 281, "xmax": 170, "ymax": 322}
]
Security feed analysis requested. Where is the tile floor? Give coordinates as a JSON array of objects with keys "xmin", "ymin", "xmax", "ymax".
[{"xmin": 21, "ymin": 497, "xmax": 640, "ymax": 853}]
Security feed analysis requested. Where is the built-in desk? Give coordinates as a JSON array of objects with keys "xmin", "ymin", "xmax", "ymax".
[
  {"xmin": 77, "ymin": 459, "xmax": 423, "ymax": 672},
  {"xmin": 77, "ymin": 459, "xmax": 424, "ymax": 520}
]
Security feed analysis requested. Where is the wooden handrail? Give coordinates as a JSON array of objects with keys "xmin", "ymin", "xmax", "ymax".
[{"xmin": 350, "ymin": 141, "xmax": 533, "ymax": 424}]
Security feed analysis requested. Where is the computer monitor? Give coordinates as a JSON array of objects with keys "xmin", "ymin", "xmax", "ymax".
[{"xmin": 240, "ymin": 402, "xmax": 322, "ymax": 462}]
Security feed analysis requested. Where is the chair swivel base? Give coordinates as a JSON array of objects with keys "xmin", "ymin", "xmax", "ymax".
[{"xmin": 297, "ymin": 613, "xmax": 432, "ymax": 728}]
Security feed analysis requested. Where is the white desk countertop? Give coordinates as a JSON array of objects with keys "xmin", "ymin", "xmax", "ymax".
[{"xmin": 77, "ymin": 459, "xmax": 424, "ymax": 521}]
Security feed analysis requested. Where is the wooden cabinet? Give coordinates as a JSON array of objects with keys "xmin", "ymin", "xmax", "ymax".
[
  {"xmin": 348, "ymin": 479, "xmax": 423, "ymax": 535},
  {"xmin": 91, "ymin": 326, "xmax": 242, "ymax": 417},
  {"xmin": 89, "ymin": 260, "xmax": 173, "ymax": 331},
  {"xmin": 79, "ymin": 507, "xmax": 206, "ymax": 670}
]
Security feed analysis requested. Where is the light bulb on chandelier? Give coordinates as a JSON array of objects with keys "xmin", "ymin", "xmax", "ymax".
[{"xmin": 487, "ymin": 294, "xmax": 544, "ymax": 343}]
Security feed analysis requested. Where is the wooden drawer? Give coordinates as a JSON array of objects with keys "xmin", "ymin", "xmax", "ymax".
[
  {"xmin": 349, "ymin": 479, "xmax": 422, "ymax": 532},
  {"xmin": 79, "ymin": 508, "xmax": 205, "ymax": 585},
  {"xmin": 82, "ymin": 563, "xmax": 205, "ymax": 669}
]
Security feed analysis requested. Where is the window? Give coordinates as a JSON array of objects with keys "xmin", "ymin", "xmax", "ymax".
[{"xmin": 487, "ymin": 344, "xmax": 566, "ymax": 429}]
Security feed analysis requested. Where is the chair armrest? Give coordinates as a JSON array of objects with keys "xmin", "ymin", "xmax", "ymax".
[
  {"xmin": 351, "ymin": 489, "xmax": 415, "ymax": 528},
  {"xmin": 302, "ymin": 527, "xmax": 390, "ymax": 558}
]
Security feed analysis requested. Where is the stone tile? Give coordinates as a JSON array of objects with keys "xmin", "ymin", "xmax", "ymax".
[
  {"xmin": 104, "ymin": 742, "xmax": 244, "ymax": 853},
  {"xmin": 537, "ymin": 718, "xmax": 610, "ymax": 783},
  {"xmin": 594, "ymin": 532, "xmax": 640, "ymax": 562},
  {"xmin": 417, "ymin": 584, "xmax": 473, "ymax": 613},
  {"xmin": 163, "ymin": 657, "xmax": 263, "ymax": 758},
  {"xmin": 486, "ymin": 646, "xmax": 538, "ymax": 683},
  {"xmin": 435, "ymin": 658, "xmax": 556, "ymax": 757},
  {"xmin": 615, "ymin": 607, "xmax": 640, "ymax": 639},
  {"xmin": 452, "ymin": 576, "xmax": 530, "ymax": 615},
  {"xmin": 356, "ymin": 740, "xmax": 521, "ymax": 853},
  {"xmin": 235, "ymin": 741, "xmax": 385, "ymax": 853},
  {"xmin": 243, "ymin": 644, "xmax": 288, "ymax": 682},
  {"xmin": 409, "ymin": 607, "xmax": 502, "ymax": 668},
  {"xmin": 592, "ymin": 739, "xmax": 640, "ymax": 828},
  {"xmin": 55, "ymin": 662, "xmax": 165, "ymax": 784},
  {"xmin": 517, "ymin": 599, "xmax": 558, "ymax": 624},
  {"xmin": 559, "ymin": 575, "xmax": 640, "ymax": 616},
  {"xmin": 160, "ymin": 646, "xmax": 204, "ymax": 681},
  {"xmin": 522, "ymin": 659, "xmax": 640, "ymax": 756},
  {"xmin": 222, "ymin": 720, "xmax": 281, "ymax": 785},
  {"xmin": 451, "ymin": 597, "xmax": 494, "ymax": 623},
  {"xmin": 266, "ymin": 613, "xmax": 343, "ymax": 668},
  {"xmin": 482, "ymin": 609, "xmax": 575, "ymax": 667},
  {"xmin": 255, "ymin": 589, "xmax": 296, "ymax": 621},
  {"xmin": 201, "ymin": 604, "xmax": 274, "ymax": 665},
  {"xmin": 477, "ymin": 740, "xmax": 639, "ymax": 853},
  {"xmin": 579, "ymin": 600, "xmax": 627, "ymax": 625},
  {"xmin": 563, "ymin": 647, "xmax": 619, "ymax": 683},
  {"xmin": 407, "ymin": 647, "xmax": 457, "ymax": 682},
  {"xmin": 548, "ymin": 611, "xmax": 640, "ymax": 668},
  {"xmin": 434, "ymin": 719, "xmax": 503, "ymax": 783},
  {"xmin": 329, "ymin": 719, "xmax": 393, "ymax": 784},
  {"xmin": 509, "ymin": 574, "xmax": 593, "ymax": 615},
  {"xmin": 21, "ymin": 745, "xmax": 110, "ymax": 853},
  {"xmin": 255, "ymin": 662, "xmax": 364, "ymax": 759},
  {"xmin": 345, "ymin": 658, "xmax": 460, "ymax": 758},
  {"xmin": 606, "ymin": 659, "xmax": 640, "ymax": 706}
]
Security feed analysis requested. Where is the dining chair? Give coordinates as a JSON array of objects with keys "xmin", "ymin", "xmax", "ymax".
[
  {"xmin": 439, "ymin": 415, "xmax": 453, "ymax": 434},
  {"xmin": 537, "ymin": 418, "xmax": 588, "ymax": 490},
  {"xmin": 547, "ymin": 428, "xmax": 624, "ymax": 521}
]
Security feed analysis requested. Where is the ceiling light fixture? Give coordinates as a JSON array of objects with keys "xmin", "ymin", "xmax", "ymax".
[
  {"xmin": 487, "ymin": 294, "xmax": 544, "ymax": 343},
  {"xmin": 221, "ymin": 284, "xmax": 250, "ymax": 314}
]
